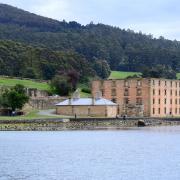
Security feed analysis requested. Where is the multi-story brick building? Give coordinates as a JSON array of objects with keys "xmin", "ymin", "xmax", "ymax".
[{"xmin": 92, "ymin": 78, "xmax": 180, "ymax": 117}]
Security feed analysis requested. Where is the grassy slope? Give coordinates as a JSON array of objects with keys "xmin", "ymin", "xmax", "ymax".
[
  {"xmin": 0, "ymin": 77, "xmax": 91, "ymax": 97},
  {"xmin": 0, "ymin": 110, "xmax": 58, "ymax": 120},
  {"xmin": 176, "ymin": 73, "xmax": 180, "ymax": 80},
  {"xmin": 109, "ymin": 71, "xmax": 142, "ymax": 79},
  {"xmin": 0, "ymin": 77, "xmax": 50, "ymax": 90},
  {"xmin": 110, "ymin": 71, "xmax": 180, "ymax": 80},
  {"xmin": 78, "ymin": 83, "xmax": 91, "ymax": 98}
]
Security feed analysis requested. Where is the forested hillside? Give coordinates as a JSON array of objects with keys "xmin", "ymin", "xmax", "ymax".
[
  {"xmin": 0, "ymin": 4, "xmax": 180, "ymax": 80},
  {"xmin": 0, "ymin": 40, "xmax": 97, "ymax": 80}
]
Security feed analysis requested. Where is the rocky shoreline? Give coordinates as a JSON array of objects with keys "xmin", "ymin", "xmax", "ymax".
[{"xmin": 0, "ymin": 118, "xmax": 180, "ymax": 131}]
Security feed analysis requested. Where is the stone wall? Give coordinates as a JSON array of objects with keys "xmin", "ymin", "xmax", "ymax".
[
  {"xmin": 28, "ymin": 97, "xmax": 66, "ymax": 110},
  {"xmin": 26, "ymin": 88, "xmax": 48, "ymax": 98},
  {"xmin": 121, "ymin": 104, "xmax": 144, "ymax": 117},
  {"xmin": 0, "ymin": 118, "xmax": 180, "ymax": 131},
  {"xmin": 56, "ymin": 105, "xmax": 117, "ymax": 117},
  {"xmin": 0, "ymin": 86, "xmax": 48, "ymax": 98}
]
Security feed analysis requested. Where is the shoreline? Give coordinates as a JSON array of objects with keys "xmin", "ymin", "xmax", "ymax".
[{"xmin": 1, "ymin": 118, "xmax": 180, "ymax": 131}]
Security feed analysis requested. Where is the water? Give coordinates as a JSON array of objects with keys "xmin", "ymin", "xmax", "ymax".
[{"xmin": 1, "ymin": 126, "xmax": 180, "ymax": 180}]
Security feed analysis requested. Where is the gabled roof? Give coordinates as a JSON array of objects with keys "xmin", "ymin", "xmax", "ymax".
[{"xmin": 56, "ymin": 98, "xmax": 117, "ymax": 106}]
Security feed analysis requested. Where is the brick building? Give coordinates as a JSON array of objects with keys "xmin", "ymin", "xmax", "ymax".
[{"xmin": 92, "ymin": 78, "xmax": 180, "ymax": 117}]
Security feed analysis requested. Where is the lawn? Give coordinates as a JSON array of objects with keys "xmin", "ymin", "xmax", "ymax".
[
  {"xmin": 109, "ymin": 71, "xmax": 180, "ymax": 80},
  {"xmin": 0, "ymin": 77, "xmax": 50, "ymax": 91},
  {"xmin": 109, "ymin": 71, "xmax": 142, "ymax": 79},
  {"xmin": 0, "ymin": 110, "xmax": 59, "ymax": 120},
  {"xmin": 77, "ymin": 83, "xmax": 91, "ymax": 98},
  {"xmin": 0, "ymin": 77, "xmax": 92, "ymax": 96},
  {"xmin": 80, "ymin": 91, "xmax": 91, "ymax": 98},
  {"xmin": 176, "ymin": 73, "xmax": 180, "ymax": 80}
]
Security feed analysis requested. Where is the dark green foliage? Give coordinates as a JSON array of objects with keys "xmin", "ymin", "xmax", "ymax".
[
  {"xmin": 81, "ymin": 88, "xmax": 91, "ymax": 94},
  {"xmin": 66, "ymin": 70, "xmax": 79, "ymax": 91},
  {"xmin": 0, "ymin": 4, "xmax": 180, "ymax": 79},
  {"xmin": 93, "ymin": 60, "xmax": 111, "ymax": 79},
  {"xmin": 142, "ymin": 65, "xmax": 177, "ymax": 79},
  {"xmin": 50, "ymin": 75, "xmax": 71, "ymax": 96},
  {"xmin": 0, "ymin": 84, "xmax": 29, "ymax": 111},
  {"xmin": 50, "ymin": 70, "xmax": 80, "ymax": 96},
  {"xmin": 0, "ymin": 40, "xmax": 95, "ymax": 80},
  {"xmin": 126, "ymin": 74, "xmax": 141, "ymax": 79},
  {"xmin": 23, "ymin": 67, "xmax": 37, "ymax": 79}
]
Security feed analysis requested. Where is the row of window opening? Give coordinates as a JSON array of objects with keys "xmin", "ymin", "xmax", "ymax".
[
  {"xmin": 152, "ymin": 108, "xmax": 180, "ymax": 115},
  {"xmin": 153, "ymin": 89, "xmax": 180, "ymax": 96}
]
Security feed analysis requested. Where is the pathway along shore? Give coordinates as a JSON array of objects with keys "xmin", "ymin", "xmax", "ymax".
[{"xmin": 1, "ymin": 117, "xmax": 180, "ymax": 131}]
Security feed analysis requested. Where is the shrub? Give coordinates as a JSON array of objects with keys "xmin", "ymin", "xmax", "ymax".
[{"xmin": 81, "ymin": 88, "xmax": 91, "ymax": 94}]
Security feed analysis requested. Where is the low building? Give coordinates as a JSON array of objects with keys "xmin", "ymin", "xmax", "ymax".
[{"xmin": 56, "ymin": 91, "xmax": 118, "ymax": 117}]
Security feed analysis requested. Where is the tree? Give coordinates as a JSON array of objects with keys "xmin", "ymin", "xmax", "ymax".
[
  {"xmin": 142, "ymin": 65, "xmax": 177, "ymax": 79},
  {"xmin": 23, "ymin": 67, "xmax": 37, "ymax": 79},
  {"xmin": 93, "ymin": 60, "xmax": 111, "ymax": 79},
  {"xmin": 50, "ymin": 75, "xmax": 71, "ymax": 96},
  {"xmin": 67, "ymin": 70, "xmax": 79, "ymax": 91},
  {"xmin": 2, "ymin": 4, "xmax": 180, "ymax": 81},
  {"xmin": 0, "ymin": 84, "xmax": 29, "ymax": 111}
]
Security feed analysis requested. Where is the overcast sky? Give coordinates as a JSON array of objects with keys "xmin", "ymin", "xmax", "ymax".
[{"xmin": 1, "ymin": 0, "xmax": 180, "ymax": 40}]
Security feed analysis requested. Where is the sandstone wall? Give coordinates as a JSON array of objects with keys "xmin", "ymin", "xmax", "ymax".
[
  {"xmin": 28, "ymin": 97, "xmax": 66, "ymax": 110},
  {"xmin": 56, "ymin": 105, "xmax": 117, "ymax": 117}
]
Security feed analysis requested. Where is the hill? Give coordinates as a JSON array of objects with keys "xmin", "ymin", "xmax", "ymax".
[
  {"xmin": 0, "ymin": 4, "xmax": 180, "ymax": 79},
  {"xmin": 0, "ymin": 40, "xmax": 96, "ymax": 80},
  {"xmin": 0, "ymin": 76, "xmax": 91, "ymax": 97}
]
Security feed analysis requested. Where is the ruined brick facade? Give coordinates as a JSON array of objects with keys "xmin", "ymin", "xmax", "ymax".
[{"xmin": 92, "ymin": 78, "xmax": 180, "ymax": 117}]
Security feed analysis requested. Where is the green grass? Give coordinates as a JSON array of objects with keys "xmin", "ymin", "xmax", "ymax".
[
  {"xmin": 109, "ymin": 71, "xmax": 142, "ymax": 79},
  {"xmin": 0, "ymin": 110, "xmax": 59, "ymax": 120},
  {"xmin": 109, "ymin": 71, "xmax": 180, "ymax": 80},
  {"xmin": 176, "ymin": 73, "xmax": 180, "ymax": 80},
  {"xmin": 0, "ymin": 77, "xmax": 50, "ymax": 91},
  {"xmin": 80, "ymin": 91, "xmax": 91, "ymax": 98},
  {"xmin": 78, "ymin": 83, "xmax": 91, "ymax": 98}
]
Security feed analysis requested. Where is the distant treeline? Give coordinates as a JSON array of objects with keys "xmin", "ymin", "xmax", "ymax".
[{"xmin": 0, "ymin": 4, "xmax": 180, "ymax": 80}]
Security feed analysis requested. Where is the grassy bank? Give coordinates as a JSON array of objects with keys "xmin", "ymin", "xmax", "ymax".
[
  {"xmin": 109, "ymin": 71, "xmax": 180, "ymax": 80},
  {"xmin": 0, "ymin": 110, "xmax": 59, "ymax": 120},
  {"xmin": 0, "ymin": 77, "xmax": 50, "ymax": 91},
  {"xmin": 109, "ymin": 71, "xmax": 142, "ymax": 79},
  {"xmin": 176, "ymin": 73, "xmax": 180, "ymax": 79},
  {"xmin": 0, "ymin": 76, "xmax": 91, "ymax": 97}
]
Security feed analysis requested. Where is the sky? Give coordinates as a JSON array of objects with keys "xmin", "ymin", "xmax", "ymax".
[{"xmin": 1, "ymin": 0, "xmax": 180, "ymax": 40}]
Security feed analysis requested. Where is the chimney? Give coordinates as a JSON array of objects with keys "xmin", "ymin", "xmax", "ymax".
[
  {"xmin": 68, "ymin": 98, "xmax": 71, "ymax": 105},
  {"xmin": 92, "ymin": 97, "xmax": 95, "ymax": 105}
]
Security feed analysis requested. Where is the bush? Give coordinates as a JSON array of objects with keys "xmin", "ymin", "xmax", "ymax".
[
  {"xmin": 81, "ymin": 88, "xmax": 91, "ymax": 94},
  {"xmin": 50, "ymin": 75, "xmax": 71, "ymax": 96},
  {"xmin": 0, "ymin": 84, "xmax": 29, "ymax": 111}
]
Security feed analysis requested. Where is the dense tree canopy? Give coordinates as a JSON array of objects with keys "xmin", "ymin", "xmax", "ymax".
[
  {"xmin": 0, "ymin": 4, "xmax": 180, "ymax": 80},
  {"xmin": 142, "ymin": 65, "xmax": 177, "ymax": 79},
  {"xmin": 0, "ymin": 40, "xmax": 96, "ymax": 80},
  {"xmin": 0, "ymin": 84, "xmax": 29, "ymax": 111}
]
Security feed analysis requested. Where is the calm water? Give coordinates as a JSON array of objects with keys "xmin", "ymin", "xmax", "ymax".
[{"xmin": 1, "ymin": 127, "xmax": 180, "ymax": 180}]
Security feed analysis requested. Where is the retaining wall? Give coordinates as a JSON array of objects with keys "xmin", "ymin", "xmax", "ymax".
[{"xmin": 0, "ymin": 118, "xmax": 180, "ymax": 131}]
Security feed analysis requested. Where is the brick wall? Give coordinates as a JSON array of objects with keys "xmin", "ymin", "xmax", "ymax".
[
  {"xmin": 92, "ymin": 78, "xmax": 180, "ymax": 117},
  {"xmin": 92, "ymin": 78, "xmax": 151, "ymax": 117}
]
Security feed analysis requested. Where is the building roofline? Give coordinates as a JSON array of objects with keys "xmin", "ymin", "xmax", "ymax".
[{"xmin": 92, "ymin": 77, "xmax": 180, "ymax": 81}]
